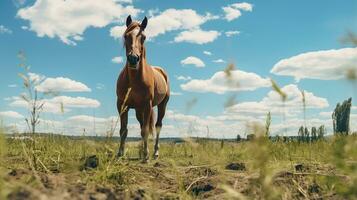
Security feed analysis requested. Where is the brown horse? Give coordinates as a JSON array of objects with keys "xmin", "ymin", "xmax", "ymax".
[{"xmin": 116, "ymin": 15, "xmax": 170, "ymax": 162}]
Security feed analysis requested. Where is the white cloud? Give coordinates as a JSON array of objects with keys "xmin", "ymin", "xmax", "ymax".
[
  {"xmin": 0, "ymin": 111, "xmax": 24, "ymax": 119},
  {"xmin": 174, "ymin": 29, "xmax": 220, "ymax": 44},
  {"xmin": 145, "ymin": 9, "xmax": 218, "ymax": 39},
  {"xmin": 231, "ymin": 2, "xmax": 253, "ymax": 11},
  {"xmin": 225, "ymin": 30, "xmax": 240, "ymax": 37},
  {"xmin": 112, "ymin": 56, "xmax": 124, "ymax": 64},
  {"xmin": 181, "ymin": 56, "xmax": 205, "ymax": 67},
  {"xmin": 110, "ymin": 25, "xmax": 126, "ymax": 40},
  {"xmin": 222, "ymin": 2, "xmax": 253, "ymax": 21},
  {"xmin": 8, "ymin": 84, "xmax": 17, "ymax": 88},
  {"xmin": 114, "ymin": 0, "xmax": 132, "ymax": 4},
  {"xmin": 67, "ymin": 115, "xmax": 107, "ymax": 124},
  {"xmin": 28, "ymin": 72, "xmax": 45, "ymax": 84},
  {"xmin": 212, "ymin": 59, "xmax": 225, "ymax": 63},
  {"xmin": 226, "ymin": 84, "xmax": 329, "ymax": 117},
  {"xmin": 49, "ymin": 96, "xmax": 100, "ymax": 109},
  {"xmin": 176, "ymin": 75, "xmax": 192, "ymax": 81},
  {"xmin": 9, "ymin": 95, "xmax": 100, "ymax": 114},
  {"xmin": 17, "ymin": 0, "xmax": 141, "ymax": 45},
  {"xmin": 0, "ymin": 25, "xmax": 12, "ymax": 34},
  {"xmin": 171, "ymin": 92, "xmax": 182, "ymax": 96},
  {"xmin": 36, "ymin": 77, "xmax": 91, "ymax": 92},
  {"xmin": 203, "ymin": 51, "xmax": 212, "ymax": 56},
  {"xmin": 181, "ymin": 69, "xmax": 270, "ymax": 94},
  {"xmin": 96, "ymin": 83, "xmax": 105, "ymax": 90},
  {"xmin": 271, "ymin": 48, "xmax": 357, "ymax": 81}
]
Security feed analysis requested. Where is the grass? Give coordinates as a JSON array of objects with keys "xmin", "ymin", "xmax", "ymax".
[{"xmin": 0, "ymin": 131, "xmax": 356, "ymax": 199}]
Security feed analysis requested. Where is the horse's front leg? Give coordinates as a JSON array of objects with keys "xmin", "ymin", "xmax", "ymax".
[
  {"xmin": 117, "ymin": 100, "xmax": 129, "ymax": 158},
  {"xmin": 141, "ymin": 101, "xmax": 152, "ymax": 163}
]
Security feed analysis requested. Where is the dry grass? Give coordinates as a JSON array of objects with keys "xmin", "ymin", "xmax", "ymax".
[{"xmin": 0, "ymin": 131, "xmax": 356, "ymax": 200}]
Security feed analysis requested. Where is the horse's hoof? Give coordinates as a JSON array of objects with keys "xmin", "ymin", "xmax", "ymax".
[
  {"xmin": 116, "ymin": 151, "xmax": 124, "ymax": 158},
  {"xmin": 153, "ymin": 153, "xmax": 159, "ymax": 160},
  {"xmin": 141, "ymin": 159, "xmax": 149, "ymax": 164}
]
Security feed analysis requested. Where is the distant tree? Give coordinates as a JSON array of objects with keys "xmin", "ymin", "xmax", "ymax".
[
  {"xmin": 236, "ymin": 134, "xmax": 241, "ymax": 142},
  {"xmin": 318, "ymin": 125, "xmax": 326, "ymax": 139},
  {"xmin": 332, "ymin": 98, "xmax": 352, "ymax": 135},
  {"xmin": 311, "ymin": 127, "xmax": 317, "ymax": 141},
  {"xmin": 298, "ymin": 126, "xmax": 304, "ymax": 142},
  {"xmin": 304, "ymin": 127, "xmax": 310, "ymax": 142}
]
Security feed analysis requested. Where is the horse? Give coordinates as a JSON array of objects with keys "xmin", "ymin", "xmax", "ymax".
[{"xmin": 116, "ymin": 15, "xmax": 170, "ymax": 162}]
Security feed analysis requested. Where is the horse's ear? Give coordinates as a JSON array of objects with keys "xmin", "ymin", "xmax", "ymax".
[
  {"xmin": 141, "ymin": 16, "xmax": 148, "ymax": 30},
  {"xmin": 126, "ymin": 15, "xmax": 132, "ymax": 27}
]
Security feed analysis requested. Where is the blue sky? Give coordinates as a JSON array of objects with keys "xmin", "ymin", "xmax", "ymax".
[{"xmin": 0, "ymin": 0, "xmax": 356, "ymax": 138}]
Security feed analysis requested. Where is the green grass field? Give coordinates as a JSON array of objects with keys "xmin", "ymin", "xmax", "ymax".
[{"xmin": 0, "ymin": 131, "xmax": 356, "ymax": 200}]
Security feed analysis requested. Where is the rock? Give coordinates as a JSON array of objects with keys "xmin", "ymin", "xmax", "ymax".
[
  {"xmin": 308, "ymin": 182, "xmax": 321, "ymax": 194},
  {"xmin": 225, "ymin": 162, "xmax": 246, "ymax": 171},
  {"xmin": 83, "ymin": 155, "xmax": 99, "ymax": 169}
]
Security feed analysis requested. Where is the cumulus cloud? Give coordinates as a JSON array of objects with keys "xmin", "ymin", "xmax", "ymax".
[
  {"xmin": 110, "ymin": 8, "xmax": 219, "ymax": 41},
  {"xmin": 171, "ymin": 92, "xmax": 183, "ymax": 96},
  {"xmin": 176, "ymin": 75, "xmax": 192, "ymax": 81},
  {"xmin": 222, "ymin": 2, "xmax": 253, "ymax": 21},
  {"xmin": 110, "ymin": 25, "xmax": 127, "ymax": 40},
  {"xmin": 203, "ymin": 51, "xmax": 212, "ymax": 56},
  {"xmin": 174, "ymin": 29, "xmax": 220, "ymax": 44},
  {"xmin": 145, "ymin": 9, "xmax": 218, "ymax": 39},
  {"xmin": 9, "ymin": 96, "xmax": 100, "ymax": 114},
  {"xmin": 17, "ymin": 0, "xmax": 141, "ymax": 45},
  {"xmin": 112, "ymin": 56, "xmax": 124, "ymax": 64},
  {"xmin": 0, "ymin": 25, "xmax": 12, "ymax": 34},
  {"xmin": 36, "ymin": 77, "xmax": 91, "ymax": 92},
  {"xmin": 8, "ymin": 84, "xmax": 17, "ymax": 88},
  {"xmin": 181, "ymin": 56, "xmax": 205, "ymax": 67},
  {"xmin": 271, "ymin": 48, "xmax": 357, "ymax": 81},
  {"xmin": 0, "ymin": 111, "xmax": 24, "ymax": 119},
  {"xmin": 225, "ymin": 30, "xmax": 240, "ymax": 37},
  {"xmin": 226, "ymin": 84, "xmax": 329, "ymax": 117},
  {"xmin": 181, "ymin": 69, "xmax": 270, "ymax": 94},
  {"xmin": 212, "ymin": 59, "xmax": 225, "ymax": 63}
]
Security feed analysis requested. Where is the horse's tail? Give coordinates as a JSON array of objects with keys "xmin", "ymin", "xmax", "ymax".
[{"xmin": 149, "ymin": 109, "xmax": 155, "ymax": 136}]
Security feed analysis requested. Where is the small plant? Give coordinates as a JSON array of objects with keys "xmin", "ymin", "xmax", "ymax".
[
  {"xmin": 265, "ymin": 112, "xmax": 271, "ymax": 137},
  {"xmin": 18, "ymin": 51, "xmax": 45, "ymax": 135}
]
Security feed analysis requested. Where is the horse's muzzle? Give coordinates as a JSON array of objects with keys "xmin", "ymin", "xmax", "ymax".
[{"xmin": 127, "ymin": 54, "xmax": 140, "ymax": 68}]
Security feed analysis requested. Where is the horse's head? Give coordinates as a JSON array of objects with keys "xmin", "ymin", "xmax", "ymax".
[{"xmin": 124, "ymin": 15, "xmax": 148, "ymax": 69}]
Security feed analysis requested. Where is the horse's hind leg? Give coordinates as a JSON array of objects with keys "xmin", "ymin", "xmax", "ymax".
[
  {"xmin": 117, "ymin": 100, "xmax": 129, "ymax": 158},
  {"xmin": 154, "ymin": 95, "xmax": 169, "ymax": 159}
]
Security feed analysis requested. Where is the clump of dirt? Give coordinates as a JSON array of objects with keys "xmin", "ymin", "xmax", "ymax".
[
  {"xmin": 191, "ymin": 181, "xmax": 215, "ymax": 196},
  {"xmin": 225, "ymin": 162, "xmax": 246, "ymax": 171},
  {"xmin": 7, "ymin": 168, "xmax": 29, "ymax": 180},
  {"xmin": 131, "ymin": 188, "xmax": 146, "ymax": 200},
  {"xmin": 7, "ymin": 188, "xmax": 32, "ymax": 200}
]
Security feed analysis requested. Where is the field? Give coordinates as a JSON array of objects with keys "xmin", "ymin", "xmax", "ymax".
[{"xmin": 0, "ymin": 132, "xmax": 356, "ymax": 200}]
